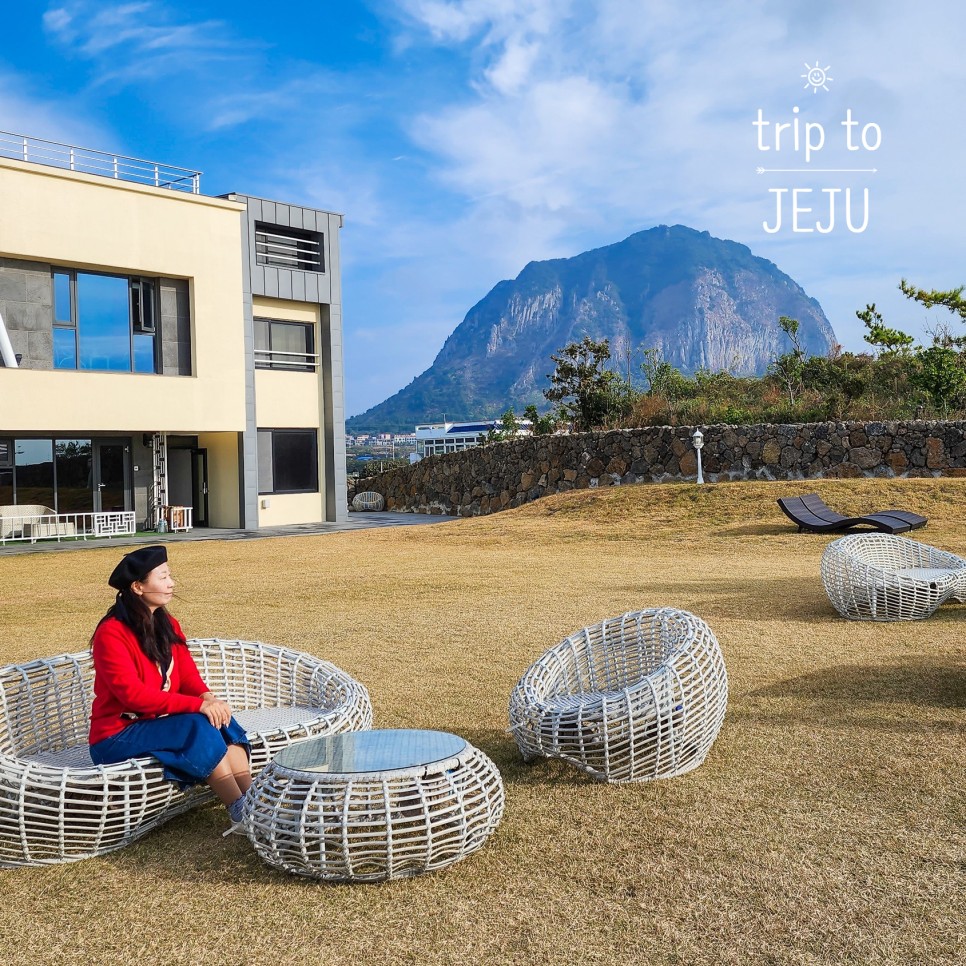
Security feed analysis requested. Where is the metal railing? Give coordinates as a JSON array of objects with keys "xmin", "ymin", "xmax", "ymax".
[
  {"xmin": 0, "ymin": 131, "xmax": 202, "ymax": 193},
  {"xmin": 0, "ymin": 510, "xmax": 137, "ymax": 545},
  {"xmin": 254, "ymin": 227, "xmax": 323, "ymax": 271},
  {"xmin": 253, "ymin": 348, "xmax": 320, "ymax": 371}
]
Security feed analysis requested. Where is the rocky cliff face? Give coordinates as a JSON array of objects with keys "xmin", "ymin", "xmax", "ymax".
[{"xmin": 348, "ymin": 225, "xmax": 837, "ymax": 433}]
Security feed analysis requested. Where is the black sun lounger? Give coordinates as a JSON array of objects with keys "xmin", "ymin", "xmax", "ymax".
[{"xmin": 776, "ymin": 493, "xmax": 928, "ymax": 534}]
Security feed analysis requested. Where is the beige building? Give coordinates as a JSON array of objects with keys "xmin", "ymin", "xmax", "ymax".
[{"xmin": 0, "ymin": 134, "xmax": 347, "ymax": 532}]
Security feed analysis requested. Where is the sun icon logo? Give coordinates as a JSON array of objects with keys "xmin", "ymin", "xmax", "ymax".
[{"xmin": 802, "ymin": 61, "xmax": 833, "ymax": 93}]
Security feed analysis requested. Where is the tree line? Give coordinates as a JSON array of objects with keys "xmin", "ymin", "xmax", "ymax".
[{"xmin": 491, "ymin": 279, "xmax": 966, "ymax": 437}]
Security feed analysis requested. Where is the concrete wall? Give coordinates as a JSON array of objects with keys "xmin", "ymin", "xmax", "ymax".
[{"xmin": 349, "ymin": 421, "xmax": 966, "ymax": 517}]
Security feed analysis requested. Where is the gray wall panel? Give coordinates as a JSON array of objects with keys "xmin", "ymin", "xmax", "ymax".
[{"xmin": 227, "ymin": 192, "xmax": 347, "ymax": 524}]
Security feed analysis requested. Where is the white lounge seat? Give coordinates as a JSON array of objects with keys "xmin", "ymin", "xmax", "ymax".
[
  {"xmin": 0, "ymin": 639, "xmax": 372, "ymax": 866},
  {"xmin": 821, "ymin": 532, "xmax": 966, "ymax": 621}
]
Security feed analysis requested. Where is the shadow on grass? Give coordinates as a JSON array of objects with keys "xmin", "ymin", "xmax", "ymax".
[
  {"xmin": 450, "ymin": 726, "xmax": 596, "ymax": 790},
  {"xmin": 750, "ymin": 656, "xmax": 966, "ymax": 709}
]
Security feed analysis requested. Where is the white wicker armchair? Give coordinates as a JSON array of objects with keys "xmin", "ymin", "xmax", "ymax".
[
  {"xmin": 821, "ymin": 533, "xmax": 966, "ymax": 621},
  {"xmin": 351, "ymin": 491, "xmax": 385, "ymax": 511},
  {"xmin": 509, "ymin": 608, "xmax": 728, "ymax": 783},
  {"xmin": 0, "ymin": 639, "xmax": 372, "ymax": 866}
]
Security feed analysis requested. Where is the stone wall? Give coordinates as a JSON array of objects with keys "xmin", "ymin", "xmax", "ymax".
[{"xmin": 348, "ymin": 421, "xmax": 966, "ymax": 517}]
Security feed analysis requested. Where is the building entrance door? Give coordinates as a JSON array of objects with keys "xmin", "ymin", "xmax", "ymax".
[
  {"xmin": 94, "ymin": 442, "xmax": 128, "ymax": 512},
  {"xmin": 192, "ymin": 449, "xmax": 209, "ymax": 526}
]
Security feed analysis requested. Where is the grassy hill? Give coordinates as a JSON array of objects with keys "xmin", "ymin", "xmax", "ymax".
[{"xmin": 1, "ymin": 476, "xmax": 962, "ymax": 965}]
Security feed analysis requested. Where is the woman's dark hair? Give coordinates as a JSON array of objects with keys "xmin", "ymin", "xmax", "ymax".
[{"xmin": 92, "ymin": 588, "xmax": 182, "ymax": 665}]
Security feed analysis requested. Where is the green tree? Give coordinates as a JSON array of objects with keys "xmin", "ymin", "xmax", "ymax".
[
  {"xmin": 522, "ymin": 404, "xmax": 557, "ymax": 436},
  {"xmin": 768, "ymin": 316, "xmax": 807, "ymax": 404},
  {"xmin": 857, "ymin": 303, "xmax": 914, "ymax": 355},
  {"xmin": 911, "ymin": 345, "xmax": 966, "ymax": 415},
  {"xmin": 639, "ymin": 348, "xmax": 695, "ymax": 402},
  {"xmin": 544, "ymin": 336, "xmax": 633, "ymax": 431},
  {"xmin": 900, "ymin": 279, "xmax": 966, "ymax": 322},
  {"xmin": 486, "ymin": 408, "xmax": 522, "ymax": 442}
]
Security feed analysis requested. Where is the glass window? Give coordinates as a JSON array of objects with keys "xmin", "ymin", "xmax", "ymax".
[
  {"xmin": 257, "ymin": 430, "xmax": 274, "ymax": 493},
  {"xmin": 133, "ymin": 333, "xmax": 156, "ymax": 373},
  {"xmin": 258, "ymin": 429, "xmax": 318, "ymax": 494},
  {"xmin": 77, "ymin": 273, "xmax": 131, "ymax": 371},
  {"xmin": 53, "ymin": 328, "xmax": 77, "ymax": 369},
  {"xmin": 15, "ymin": 439, "xmax": 55, "ymax": 509},
  {"xmin": 130, "ymin": 278, "xmax": 156, "ymax": 332},
  {"xmin": 51, "ymin": 270, "xmax": 160, "ymax": 374},
  {"xmin": 0, "ymin": 468, "xmax": 12, "ymax": 505},
  {"xmin": 54, "ymin": 439, "xmax": 93, "ymax": 513},
  {"xmin": 54, "ymin": 272, "xmax": 72, "ymax": 324},
  {"xmin": 254, "ymin": 318, "xmax": 270, "ymax": 355},
  {"xmin": 253, "ymin": 318, "xmax": 315, "ymax": 371}
]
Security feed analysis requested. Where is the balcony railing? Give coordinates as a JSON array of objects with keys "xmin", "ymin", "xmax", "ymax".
[
  {"xmin": 0, "ymin": 131, "xmax": 202, "ymax": 193},
  {"xmin": 0, "ymin": 510, "xmax": 137, "ymax": 545},
  {"xmin": 254, "ymin": 348, "xmax": 319, "ymax": 371}
]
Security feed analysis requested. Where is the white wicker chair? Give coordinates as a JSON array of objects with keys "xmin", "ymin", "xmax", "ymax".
[
  {"xmin": 821, "ymin": 533, "xmax": 966, "ymax": 621},
  {"xmin": 351, "ymin": 491, "xmax": 385, "ymax": 511},
  {"xmin": 0, "ymin": 639, "xmax": 372, "ymax": 866},
  {"xmin": 509, "ymin": 608, "xmax": 728, "ymax": 783}
]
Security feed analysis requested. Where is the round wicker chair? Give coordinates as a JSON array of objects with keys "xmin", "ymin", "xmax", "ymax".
[
  {"xmin": 821, "ymin": 533, "xmax": 966, "ymax": 621},
  {"xmin": 509, "ymin": 608, "xmax": 728, "ymax": 783},
  {"xmin": 351, "ymin": 491, "xmax": 385, "ymax": 511},
  {"xmin": 0, "ymin": 639, "xmax": 372, "ymax": 867}
]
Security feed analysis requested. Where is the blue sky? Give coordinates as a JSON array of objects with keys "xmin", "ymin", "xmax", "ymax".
[{"xmin": 1, "ymin": 1, "xmax": 964, "ymax": 417}]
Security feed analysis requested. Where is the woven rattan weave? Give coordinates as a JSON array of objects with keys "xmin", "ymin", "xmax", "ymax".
[
  {"xmin": 508, "ymin": 608, "xmax": 728, "ymax": 783},
  {"xmin": 351, "ymin": 491, "xmax": 385, "ymax": 511},
  {"xmin": 821, "ymin": 533, "xmax": 966, "ymax": 621},
  {"xmin": 247, "ymin": 729, "xmax": 504, "ymax": 882},
  {"xmin": 0, "ymin": 639, "xmax": 372, "ymax": 866}
]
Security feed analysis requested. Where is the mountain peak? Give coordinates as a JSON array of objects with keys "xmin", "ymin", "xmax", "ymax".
[{"xmin": 347, "ymin": 226, "xmax": 836, "ymax": 433}]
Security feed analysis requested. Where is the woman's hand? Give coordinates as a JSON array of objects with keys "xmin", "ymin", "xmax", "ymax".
[{"xmin": 199, "ymin": 692, "xmax": 233, "ymax": 729}]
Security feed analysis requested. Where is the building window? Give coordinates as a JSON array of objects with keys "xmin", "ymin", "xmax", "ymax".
[
  {"xmin": 14, "ymin": 439, "xmax": 55, "ymax": 509},
  {"xmin": 254, "ymin": 318, "xmax": 317, "ymax": 371},
  {"xmin": 257, "ymin": 429, "xmax": 319, "ymax": 494},
  {"xmin": 254, "ymin": 223, "xmax": 324, "ymax": 273},
  {"xmin": 0, "ymin": 437, "xmax": 99, "ymax": 511},
  {"xmin": 53, "ymin": 270, "xmax": 158, "ymax": 373},
  {"xmin": 0, "ymin": 439, "xmax": 12, "ymax": 504}
]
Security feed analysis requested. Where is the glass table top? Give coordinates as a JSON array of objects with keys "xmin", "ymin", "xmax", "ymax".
[{"xmin": 273, "ymin": 729, "xmax": 468, "ymax": 774}]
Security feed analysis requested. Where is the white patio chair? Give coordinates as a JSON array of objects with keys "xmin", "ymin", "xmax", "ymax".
[
  {"xmin": 821, "ymin": 532, "xmax": 966, "ymax": 621},
  {"xmin": 509, "ymin": 608, "xmax": 728, "ymax": 783}
]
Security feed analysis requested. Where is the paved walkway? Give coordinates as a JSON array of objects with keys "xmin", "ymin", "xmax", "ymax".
[{"xmin": 0, "ymin": 512, "xmax": 456, "ymax": 557}]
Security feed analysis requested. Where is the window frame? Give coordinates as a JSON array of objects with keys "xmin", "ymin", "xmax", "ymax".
[
  {"xmin": 257, "ymin": 428, "xmax": 320, "ymax": 495},
  {"xmin": 51, "ymin": 269, "xmax": 159, "ymax": 374},
  {"xmin": 253, "ymin": 317, "xmax": 318, "ymax": 372}
]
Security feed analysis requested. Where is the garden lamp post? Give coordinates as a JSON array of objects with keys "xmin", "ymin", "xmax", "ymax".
[{"xmin": 692, "ymin": 428, "xmax": 705, "ymax": 485}]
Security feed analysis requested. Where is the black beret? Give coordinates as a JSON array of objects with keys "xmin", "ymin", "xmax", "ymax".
[{"xmin": 108, "ymin": 545, "xmax": 168, "ymax": 591}]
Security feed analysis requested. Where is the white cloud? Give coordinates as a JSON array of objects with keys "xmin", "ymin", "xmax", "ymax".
[
  {"xmin": 389, "ymin": 0, "xmax": 966, "ymax": 359},
  {"xmin": 42, "ymin": 1, "xmax": 246, "ymax": 84}
]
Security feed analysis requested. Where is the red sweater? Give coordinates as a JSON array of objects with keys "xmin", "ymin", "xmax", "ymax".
[{"xmin": 89, "ymin": 615, "xmax": 210, "ymax": 744}]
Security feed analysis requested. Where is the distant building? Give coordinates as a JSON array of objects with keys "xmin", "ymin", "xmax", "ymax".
[{"xmin": 414, "ymin": 419, "xmax": 531, "ymax": 458}]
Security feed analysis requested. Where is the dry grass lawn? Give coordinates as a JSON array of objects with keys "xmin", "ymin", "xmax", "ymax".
[{"xmin": 0, "ymin": 477, "xmax": 963, "ymax": 965}]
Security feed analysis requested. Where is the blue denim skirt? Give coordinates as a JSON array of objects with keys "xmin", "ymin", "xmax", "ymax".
[{"xmin": 90, "ymin": 713, "xmax": 250, "ymax": 790}]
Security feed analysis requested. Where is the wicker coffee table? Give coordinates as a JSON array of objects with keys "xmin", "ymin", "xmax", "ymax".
[{"xmin": 246, "ymin": 728, "xmax": 504, "ymax": 882}]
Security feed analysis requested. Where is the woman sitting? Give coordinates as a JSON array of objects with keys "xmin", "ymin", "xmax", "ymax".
[{"xmin": 88, "ymin": 545, "xmax": 251, "ymax": 827}]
